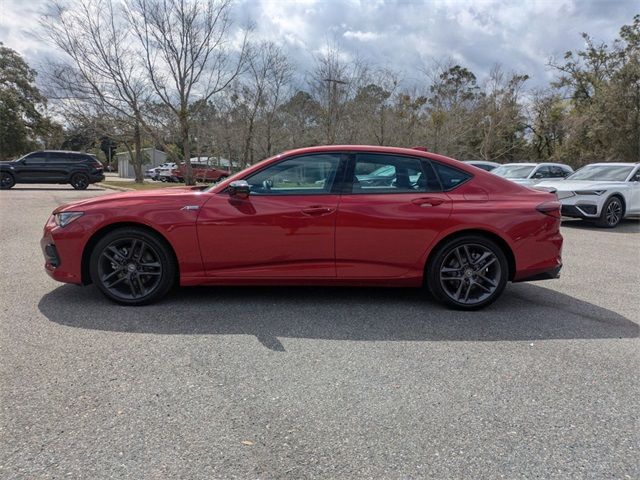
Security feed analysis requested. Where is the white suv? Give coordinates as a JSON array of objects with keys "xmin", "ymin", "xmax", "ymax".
[{"xmin": 538, "ymin": 163, "xmax": 640, "ymax": 228}]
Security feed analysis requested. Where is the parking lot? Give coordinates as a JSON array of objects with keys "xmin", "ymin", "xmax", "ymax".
[{"xmin": 1, "ymin": 185, "xmax": 638, "ymax": 479}]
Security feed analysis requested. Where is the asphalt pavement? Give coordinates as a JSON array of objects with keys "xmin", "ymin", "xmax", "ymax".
[{"xmin": 1, "ymin": 185, "xmax": 638, "ymax": 479}]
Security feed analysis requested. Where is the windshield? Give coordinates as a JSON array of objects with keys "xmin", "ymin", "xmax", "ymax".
[
  {"xmin": 492, "ymin": 165, "xmax": 535, "ymax": 179},
  {"xmin": 567, "ymin": 165, "xmax": 634, "ymax": 182}
]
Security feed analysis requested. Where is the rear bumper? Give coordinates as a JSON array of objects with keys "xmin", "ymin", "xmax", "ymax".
[{"xmin": 514, "ymin": 264, "xmax": 562, "ymax": 282}]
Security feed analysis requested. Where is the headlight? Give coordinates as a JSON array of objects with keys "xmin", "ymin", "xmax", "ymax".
[
  {"xmin": 54, "ymin": 211, "xmax": 84, "ymax": 227},
  {"xmin": 556, "ymin": 191, "xmax": 575, "ymax": 200},
  {"xmin": 574, "ymin": 190, "xmax": 605, "ymax": 195}
]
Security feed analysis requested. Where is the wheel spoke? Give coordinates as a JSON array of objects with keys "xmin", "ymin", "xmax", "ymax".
[
  {"xmin": 463, "ymin": 245, "xmax": 474, "ymax": 265},
  {"xmin": 474, "ymin": 280, "xmax": 492, "ymax": 293},
  {"xmin": 105, "ymin": 274, "xmax": 128, "ymax": 289},
  {"xmin": 476, "ymin": 273, "xmax": 497, "ymax": 287},
  {"xmin": 476, "ymin": 257, "xmax": 496, "ymax": 272},
  {"xmin": 454, "ymin": 247, "xmax": 465, "ymax": 267},
  {"xmin": 463, "ymin": 283, "xmax": 472, "ymax": 302}
]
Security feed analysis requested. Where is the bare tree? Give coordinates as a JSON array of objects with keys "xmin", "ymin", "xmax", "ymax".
[
  {"xmin": 42, "ymin": 0, "xmax": 150, "ymax": 182},
  {"xmin": 126, "ymin": 0, "xmax": 249, "ymax": 184}
]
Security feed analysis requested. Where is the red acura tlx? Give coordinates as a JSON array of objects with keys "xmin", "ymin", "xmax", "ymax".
[{"xmin": 41, "ymin": 146, "xmax": 563, "ymax": 310}]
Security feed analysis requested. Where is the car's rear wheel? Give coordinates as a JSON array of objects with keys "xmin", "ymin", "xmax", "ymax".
[
  {"xmin": 1, "ymin": 172, "xmax": 15, "ymax": 189},
  {"xmin": 427, "ymin": 235, "xmax": 508, "ymax": 310},
  {"xmin": 596, "ymin": 196, "xmax": 623, "ymax": 228},
  {"xmin": 70, "ymin": 173, "xmax": 89, "ymax": 190},
  {"xmin": 89, "ymin": 227, "xmax": 176, "ymax": 305}
]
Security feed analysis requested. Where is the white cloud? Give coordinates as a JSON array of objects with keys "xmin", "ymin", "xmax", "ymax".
[{"xmin": 1, "ymin": 0, "xmax": 636, "ymax": 90}]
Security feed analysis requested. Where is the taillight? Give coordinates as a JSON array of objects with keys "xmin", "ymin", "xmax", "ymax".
[
  {"xmin": 92, "ymin": 161, "xmax": 103, "ymax": 169},
  {"xmin": 536, "ymin": 201, "xmax": 561, "ymax": 218}
]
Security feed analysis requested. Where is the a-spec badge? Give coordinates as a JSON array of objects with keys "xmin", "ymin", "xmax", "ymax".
[{"xmin": 181, "ymin": 205, "xmax": 200, "ymax": 211}]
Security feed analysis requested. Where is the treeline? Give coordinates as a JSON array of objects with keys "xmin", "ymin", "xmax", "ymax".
[{"xmin": 1, "ymin": 0, "xmax": 638, "ymax": 184}]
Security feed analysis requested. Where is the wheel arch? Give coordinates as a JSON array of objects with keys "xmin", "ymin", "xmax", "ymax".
[
  {"xmin": 424, "ymin": 229, "xmax": 516, "ymax": 282},
  {"xmin": 81, "ymin": 221, "xmax": 180, "ymax": 285}
]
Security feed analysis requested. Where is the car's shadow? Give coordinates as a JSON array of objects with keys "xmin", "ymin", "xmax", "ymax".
[
  {"xmin": 38, "ymin": 283, "xmax": 638, "ymax": 351},
  {"xmin": 562, "ymin": 218, "xmax": 640, "ymax": 233}
]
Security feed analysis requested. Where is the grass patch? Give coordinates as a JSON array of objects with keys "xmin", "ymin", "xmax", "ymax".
[{"xmin": 99, "ymin": 181, "xmax": 181, "ymax": 190}]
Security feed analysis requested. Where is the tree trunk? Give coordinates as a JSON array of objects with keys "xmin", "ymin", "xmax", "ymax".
[
  {"xmin": 132, "ymin": 122, "xmax": 144, "ymax": 184},
  {"xmin": 181, "ymin": 113, "xmax": 194, "ymax": 185}
]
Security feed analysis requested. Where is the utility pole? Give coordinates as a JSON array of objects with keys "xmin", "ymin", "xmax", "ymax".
[{"xmin": 324, "ymin": 78, "xmax": 347, "ymax": 144}]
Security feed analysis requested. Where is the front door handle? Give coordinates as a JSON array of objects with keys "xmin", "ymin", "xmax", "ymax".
[
  {"xmin": 411, "ymin": 197, "xmax": 445, "ymax": 207},
  {"xmin": 301, "ymin": 206, "xmax": 336, "ymax": 216}
]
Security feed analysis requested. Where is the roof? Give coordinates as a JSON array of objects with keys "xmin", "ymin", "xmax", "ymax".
[
  {"xmin": 582, "ymin": 162, "xmax": 639, "ymax": 166},
  {"xmin": 278, "ymin": 145, "xmax": 460, "ymax": 164}
]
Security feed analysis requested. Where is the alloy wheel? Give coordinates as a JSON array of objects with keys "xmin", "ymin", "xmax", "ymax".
[
  {"xmin": 97, "ymin": 238, "xmax": 163, "ymax": 300},
  {"xmin": 605, "ymin": 199, "xmax": 622, "ymax": 226},
  {"xmin": 439, "ymin": 243, "xmax": 502, "ymax": 306}
]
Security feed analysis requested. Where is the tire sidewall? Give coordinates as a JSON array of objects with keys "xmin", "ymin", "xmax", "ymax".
[
  {"xmin": 597, "ymin": 196, "xmax": 622, "ymax": 228},
  {"xmin": 71, "ymin": 173, "xmax": 89, "ymax": 190},
  {"xmin": 89, "ymin": 227, "xmax": 176, "ymax": 305},
  {"xmin": 427, "ymin": 235, "xmax": 509, "ymax": 310},
  {"xmin": 1, "ymin": 172, "xmax": 15, "ymax": 189}
]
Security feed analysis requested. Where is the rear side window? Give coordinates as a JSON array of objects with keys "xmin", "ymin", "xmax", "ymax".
[
  {"xmin": 48, "ymin": 152, "xmax": 76, "ymax": 164},
  {"xmin": 352, "ymin": 154, "xmax": 440, "ymax": 193},
  {"xmin": 432, "ymin": 162, "xmax": 472, "ymax": 190}
]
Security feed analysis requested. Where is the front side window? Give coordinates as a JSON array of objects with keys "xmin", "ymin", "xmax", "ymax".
[
  {"xmin": 23, "ymin": 153, "xmax": 47, "ymax": 164},
  {"xmin": 245, "ymin": 154, "xmax": 341, "ymax": 195},
  {"xmin": 351, "ymin": 154, "xmax": 439, "ymax": 194}
]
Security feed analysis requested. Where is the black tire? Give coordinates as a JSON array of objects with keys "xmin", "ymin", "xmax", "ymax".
[
  {"xmin": 70, "ymin": 173, "xmax": 89, "ymax": 190},
  {"xmin": 596, "ymin": 196, "xmax": 623, "ymax": 228},
  {"xmin": 160, "ymin": 176, "xmax": 167, "ymax": 182},
  {"xmin": 89, "ymin": 227, "xmax": 176, "ymax": 306},
  {"xmin": 1, "ymin": 172, "xmax": 15, "ymax": 189},
  {"xmin": 426, "ymin": 235, "xmax": 509, "ymax": 310}
]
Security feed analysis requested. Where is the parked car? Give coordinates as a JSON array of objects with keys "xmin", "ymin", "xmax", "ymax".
[
  {"xmin": 1, "ymin": 150, "xmax": 104, "ymax": 190},
  {"xmin": 170, "ymin": 163, "xmax": 231, "ymax": 183},
  {"xmin": 41, "ymin": 145, "xmax": 563, "ymax": 310},
  {"xmin": 463, "ymin": 160, "xmax": 501, "ymax": 172},
  {"xmin": 492, "ymin": 162, "xmax": 573, "ymax": 185},
  {"xmin": 537, "ymin": 162, "xmax": 640, "ymax": 228},
  {"xmin": 145, "ymin": 163, "xmax": 176, "ymax": 181}
]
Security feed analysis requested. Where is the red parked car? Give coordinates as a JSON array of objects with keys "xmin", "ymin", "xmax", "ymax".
[
  {"xmin": 171, "ymin": 163, "xmax": 230, "ymax": 183},
  {"xmin": 41, "ymin": 146, "xmax": 563, "ymax": 310}
]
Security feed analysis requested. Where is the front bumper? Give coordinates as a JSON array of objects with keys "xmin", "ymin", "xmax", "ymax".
[
  {"xmin": 41, "ymin": 215, "xmax": 85, "ymax": 284},
  {"xmin": 558, "ymin": 194, "xmax": 601, "ymax": 218}
]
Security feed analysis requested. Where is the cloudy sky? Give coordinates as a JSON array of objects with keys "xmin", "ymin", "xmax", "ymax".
[{"xmin": 1, "ymin": 0, "xmax": 637, "ymax": 89}]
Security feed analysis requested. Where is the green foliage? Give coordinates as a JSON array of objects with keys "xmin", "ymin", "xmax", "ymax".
[{"xmin": 0, "ymin": 43, "xmax": 59, "ymax": 159}]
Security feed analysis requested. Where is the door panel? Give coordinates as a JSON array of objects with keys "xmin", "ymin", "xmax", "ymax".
[
  {"xmin": 18, "ymin": 153, "xmax": 49, "ymax": 181},
  {"xmin": 336, "ymin": 154, "xmax": 452, "ymax": 278},
  {"xmin": 197, "ymin": 153, "xmax": 344, "ymax": 278},
  {"xmin": 198, "ymin": 194, "xmax": 339, "ymax": 277}
]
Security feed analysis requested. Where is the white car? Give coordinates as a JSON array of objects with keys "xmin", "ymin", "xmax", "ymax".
[
  {"xmin": 537, "ymin": 162, "xmax": 640, "ymax": 228},
  {"xmin": 492, "ymin": 162, "xmax": 573, "ymax": 185},
  {"xmin": 463, "ymin": 160, "xmax": 500, "ymax": 172}
]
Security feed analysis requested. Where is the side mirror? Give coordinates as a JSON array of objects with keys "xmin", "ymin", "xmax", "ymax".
[{"xmin": 228, "ymin": 180, "xmax": 250, "ymax": 199}]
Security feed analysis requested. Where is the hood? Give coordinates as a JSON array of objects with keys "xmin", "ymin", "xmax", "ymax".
[
  {"xmin": 54, "ymin": 185, "xmax": 208, "ymax": 213},
  {"xmin": 536, "ymin": 179, "xmax": 626, "ymax": 192}
]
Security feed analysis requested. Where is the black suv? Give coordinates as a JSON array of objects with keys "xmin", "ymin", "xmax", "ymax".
[{"xmin": 0, "ymin": 151, "xmax": 105, "ymax": 190}]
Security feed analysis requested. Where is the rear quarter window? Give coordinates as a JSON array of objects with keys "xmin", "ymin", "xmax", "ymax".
[{"xmin": 432, "ymin": 162, "xmax": 472, "ymax": 190}]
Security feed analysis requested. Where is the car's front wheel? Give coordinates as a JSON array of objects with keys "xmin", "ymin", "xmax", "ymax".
[
  {"xmin": 596, "ymin": 196, "xmax": 623, "ymax": 228},
  {"xmin": 427, "ymin": 235, "xmax": 508, "ymax": 310},
  {"xmin": 89, "ymin": 227, "xmax": 176, "ymax": 305},
  {"xmin": 1, "ymin": 172, "xmax": 15, "ymax": 189},
  {"xmin": 70, "ymin": 173, "xmax": 89, "ymax": 190}
]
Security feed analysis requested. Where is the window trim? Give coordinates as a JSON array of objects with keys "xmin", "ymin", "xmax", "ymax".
[{"xmin": 230, "ymin": 152, "xmax": 349, "ymax": 197}]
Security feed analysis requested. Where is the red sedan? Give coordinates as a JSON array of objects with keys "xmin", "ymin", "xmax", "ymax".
[{"xmin": 41, "ymin": 146, "xmax": 563, "ymax": 310}]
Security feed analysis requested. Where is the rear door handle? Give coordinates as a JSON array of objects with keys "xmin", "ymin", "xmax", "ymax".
[
  {"xmin": 411, "ymin": 197, "xmax": 445, "ymax": 207},
  {"xmin": 301, "ymin": 206, "xmax": 336, "ymax": 216}
]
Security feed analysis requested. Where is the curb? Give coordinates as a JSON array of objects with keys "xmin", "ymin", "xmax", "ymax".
[{"xmin": 96, "ymin": 182, "xmax": 134, "ymax": 192}]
